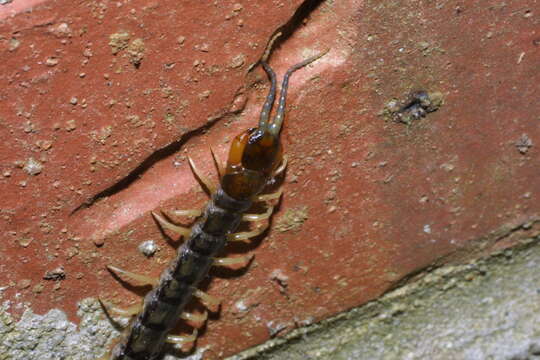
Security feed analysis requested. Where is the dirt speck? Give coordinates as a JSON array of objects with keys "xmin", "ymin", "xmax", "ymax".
[
  {"xmin": 36, "ymin": 139, "xmax": 53, "ymax": 151},
  {"xmin": 23, "ymin": 158, "xmax": 43, "ymax": 175},
  {"xmin": 17, "ymin": 236, "xmax": 33, "ymax": 248},
  {"xmin": 230, "ymin": 54, "xmax": 246, "ymax": 68},
  {"xmin": 32, "ymin": 283, "xmax": 44, "ymax": 293},
  {"xmin": 45, "ymin": 57, "xmax": 59, "ymax": 67},
  {"xmin": 8, "ymin": 38, "xmax": 20, "ymax": 52},
  {"xmin": 138, "ymin": 240, "xmax": 158, "ymax": 257},
  {"xmin": 515, "ymin": 134, "xmax": 532, "ymax": 154},
  {"xmin": 18, "ymin": 279, "xmax": 31, "ymax": 289},
  {"xmin": 109, "ymin": 31, "xmax": 131, "ymax": 55},
  {"xmin": 65, "ymin": 120, "xmax": 77, "ymax": 131},
  {"xmin": 127, "ymin": 38, "xmax": 145, "ymax": 67},
  {"xmin": 43, "ymin": 266, "xmax": 66, "ymax": 281},
  {"xmin": 276, "ymin": 206, "xmax": 309, "ymax": 232}
]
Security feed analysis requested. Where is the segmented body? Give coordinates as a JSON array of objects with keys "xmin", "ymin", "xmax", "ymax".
[
  {"xmin": 103, "ymin": 49, "xmax": 326, "ymax": 360},
  {"xmin": 111, "ymin": 189, "xmax": 250, "ymax": 359}
]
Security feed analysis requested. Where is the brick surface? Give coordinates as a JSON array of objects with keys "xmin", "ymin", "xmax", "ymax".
[{"xmin": 0, "ymin": 0, "xmax": 538, "ymax": 358}]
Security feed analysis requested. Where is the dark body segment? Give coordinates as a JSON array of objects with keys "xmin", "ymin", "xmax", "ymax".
[{"xmin": 112, "ymin": 190, "xmax": 251, "ymax": 360}]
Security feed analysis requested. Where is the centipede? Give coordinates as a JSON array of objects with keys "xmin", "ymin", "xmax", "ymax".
[{"xmin": 98, "ymin": 49, "xmax": 326, "ymax": 360}]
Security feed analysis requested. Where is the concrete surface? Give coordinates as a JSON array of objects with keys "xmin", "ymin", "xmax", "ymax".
[
  {"xmin": 0, "ymin": 234, "xmax": 538, "ymax": 360},
  {"xmin": 228, "ymin": 235, "xmax": 540, "ymax": 360}
]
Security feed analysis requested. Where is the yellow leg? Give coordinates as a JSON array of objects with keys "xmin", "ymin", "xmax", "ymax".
[
  {"xmin": 228, "ymin": 223, "xmax": 268, "ymax": 242},
  {"xmin": 107, "ymin": 265, "xmax": 159, "ymax": 286},
  {"xmin": 170, "ymin": 209, "xmax": 202, "ymax": 217},
  {"xmin": 166, "ymin": 328, "xmax": 198, "ymax": 345},
  {"xmin": 242, "ymin": 206, "xmax": 273, "ymax": 221},
  {"xmin": 193, "ymin": 288, "xmax": 221, "ymax": 312},
  {"xmin": 210, "ymin": 147, "xmax": 224, "ymax": 179},
  {"xmin": 254, "ymin": 188, "xmax": 283, "ymax": 202},
  {"xmin": 188, "ymin": 156, "xmax": 216, "ymax": 195},
  {"xmin": 274, "ymin": 155, "xmax": 288, "ymax": 176},
  {"xmin": 181, "ymin": 310, "xmax": 208, "ymax": 328},
  {"xmin": 214, "ymin": 254, "xmax": 254, "ymax": 269},
  {"xmin": 99, "ymin": 298, "xmax": 142, "ymax": 317},
  {"xmin": 151, "ymin": 211, "xmax": 191, "ymax": 237}
]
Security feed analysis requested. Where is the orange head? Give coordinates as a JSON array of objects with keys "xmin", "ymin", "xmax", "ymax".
[
  {"xmin": 220, "ymin": 52, "xmax": 326, "ymax": 200},
  {"xmin": 221, "ymin": 127, "xmax": 282, "ymax": 200}
]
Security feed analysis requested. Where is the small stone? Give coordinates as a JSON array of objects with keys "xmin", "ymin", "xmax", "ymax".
[
  {"xmin": 32, "ymin": 283, "xmax": 44, "ymax": 293},
  {"xmin": 53, "ymin": 23, "xmax": 72, "ymax": 38},
  {"xmin": 43, "ymin": 266, "xmax": 66, "ymax": 281},
  {"xmin": 198, "ymin": 90, "xmax": 211, "ymax": 100},
  {"xmin": 230, "ymin": 54, "xmax": 246, "ymax": 68},
  {"xmin": 127, "ymin": 38, "xmax": 145, "ymax": 67},
  {"xmin": 138, "ymin": 240, "xmax": 158, "ymax": 257},
  {"xmin": 17, "ymin": 236, "xmax": 33, "ymax": 247},
  {"xmin": 515, "ymin": 133, "xmax": 532, "ymax": 154},
  {"xmin": 8, "ymin": 38, "xmax": 20, "ymax": 52},
  {"xmin": 65, "ymin": 120, "xmax": 77, "ymax": 131},
  {"xmin": 36, "ymin": 139, "xmax": 53, "ymax": 151},
  {"xmin": 23, "ymin": 121, "xmax": 34, "ymax": 133},
  {"xmin": 109, "ymin": 31, "xmax": 130, "ymax": 54},
  {"xmin": 18, "ymin": 279, "xmax": 31, "ymax": 289},
  {"xmin": 69, "ymin": 97, "xmax": 78, "ymax": 105},
  {"xmin": 177, "ymin": 36, "xmax": 186, "ymax": 45},
  {"xmin": 23, "ymin": 158, "xmax": 43, "ymax": 175},
  {"xmin": 45, "ymin": 57, "xmax": 59, "ymax": 67},
  {"xmin": 196, "ymin": 43, "xmax": 210, "ymax": 52},
  {"xmin": 418, "ymin": 41, "xmax": 430, "ymax": 50},
  {"xmin": 270, "ymin": 269, "xmax": 289, "ymax": 289}
]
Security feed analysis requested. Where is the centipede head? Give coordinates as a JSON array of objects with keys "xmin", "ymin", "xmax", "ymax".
[
  {"xmin": 221, "ymin": 52, "xmax": 327, "ymax": 200},
  {"xmin": 221, "ymin": 127, "xmax": 282, "ymax": 200}
]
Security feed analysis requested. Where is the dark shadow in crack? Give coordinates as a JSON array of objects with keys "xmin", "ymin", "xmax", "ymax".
[
  {"xmin": 250, "ymin": 0, "xmax": 327, "ymax": 70},
  {"xmin": 70, "ymin": 110, "xmax": 239, "ymax": 215}
]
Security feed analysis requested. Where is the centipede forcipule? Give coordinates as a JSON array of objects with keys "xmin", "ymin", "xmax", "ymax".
[{"xmin": 98, "ymin": 50, "xmax": 327, "ymax": 360}]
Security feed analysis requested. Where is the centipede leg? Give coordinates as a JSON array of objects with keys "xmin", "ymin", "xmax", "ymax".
[
  {"xmin": 193, "ymin": 288, "xmax": 221, "ymax": 312},
  {"xmin": 254, "ymin": 188, "xmax": 283, "ymax": 202},
  {"xmin": 152, "ymin": 211, "xmax": 191, "ymax": 237},
  {"xmin": 274, "ymin": 155, "xmax": 288, "ymax": 176},
  {"xmin": 180, "ymin": 310, "xmax": 208, "ymax": 328},
  {"xmin": 188, "ymin": 156, "xmax": 216, "ymax": 195},
  {"xmin": 242, "ymin": 206, "xmax": 273, "ymax": 221},
  {"xmin": 210, "ymin": 147, "xmax": 224, "ymax": 179},
  {"xmin": 99, "ymin": 298, "xmax": 142, "ymax": 317},
  {"xmin": 228, "ymin": 223, "xmax": 269, "ymax": 242},
  {"xmin": 166, "ymin": 329, "xmax": 198, "ymax": 346},
  {"xmin": 107, "ymin": 265, "xmax": 158, "ymax": 286},
  {"xmin": 169, "ymin": 209, "xmax": 202, "ymax": 217},
  {"xmin": 214, "ymin": 254, "xmax": 254, "ymax": 269}
]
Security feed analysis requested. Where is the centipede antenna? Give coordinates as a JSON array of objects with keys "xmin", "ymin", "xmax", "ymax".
[
  {"xmin": 268, "ymin": 49, "xmax": 329, "ymax": 136},
  {"xmin": 258, "ymin": 61, "xmax": 277, "ymax": 130}
]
